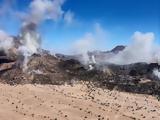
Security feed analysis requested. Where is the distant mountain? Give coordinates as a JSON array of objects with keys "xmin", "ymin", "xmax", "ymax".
[
  {"xmin": 110, "ymin": 45, "xmax": 126, "ymax": 54},
  {"xmin": 56, "ymin": 45, "xmax": 126, "ymax": 63}
]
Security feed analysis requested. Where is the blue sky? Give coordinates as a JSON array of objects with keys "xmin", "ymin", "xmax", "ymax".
[{"xmin": 0, "ymin": 0, "xmax": 159, "ymax": 53}]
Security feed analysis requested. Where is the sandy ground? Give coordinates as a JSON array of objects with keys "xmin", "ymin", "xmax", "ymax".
[{"xmin": 0, "ymin": 83, "xmax": 160, "ymax": 120}]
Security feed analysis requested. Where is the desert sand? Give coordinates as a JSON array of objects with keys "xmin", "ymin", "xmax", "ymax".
[{"xmin": 0, "ymin": 83, "xmax": 160, "ymax": 120}]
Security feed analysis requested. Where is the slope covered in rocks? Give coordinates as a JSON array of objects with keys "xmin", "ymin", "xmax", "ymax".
[{"xmin": 0, "ymin": 37, "xmax": 160, "ymax": 98}]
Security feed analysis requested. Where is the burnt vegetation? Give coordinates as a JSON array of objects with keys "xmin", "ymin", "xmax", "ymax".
[{"xmin": 0, "ymin": 40, "xmax": 160, "ymax": 99}]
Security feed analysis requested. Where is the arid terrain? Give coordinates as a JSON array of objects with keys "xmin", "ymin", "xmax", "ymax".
[
  {"xmin": 0, "ymin": 83, "xmax": 160, "ymax": 120},
  {"xmin": 0, "ymin": 33, "xmax": 160, "ymax": 120}
]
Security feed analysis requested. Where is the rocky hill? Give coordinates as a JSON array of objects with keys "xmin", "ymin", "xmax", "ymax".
[{"xmin": 0, "ymin": 37, "xmax": 160, "ymax": 99}]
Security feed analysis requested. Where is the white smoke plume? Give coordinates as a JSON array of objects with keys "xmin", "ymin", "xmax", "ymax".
[
  {"xmin": 0, "ymin": 30, "xmax": 14, "ymax": 54},
  {"xmin": 73, "ymin": 23, "xmax": 107, "ymax": 64},
  {"xmin": 18, "ymin": 46, "xmax": 31, "ymax": 71},
  {"xmin": 20, "ymin": 0, "xmax": 66, "ymax": 54},
  {"xmin": 27, "ymin": 0, "xmax": 65, "ymax": 24},
  {"xmin": 153, "ymin": 69, "xmax": 160, "ymax": 79},
  {"xmin": 18, "ymin": 0, "xmax": 67, "ymax": 71},
  {"xmin": 74, "ymin": 33, "xmax": 95, "ymax": 64},
  {"xmin": 18, "ymin": 22, "xmax": 41, "ymax": 71},
  {"xmin": 153, "ymin": 48, "xmax": 160, "ymax": 65},
  {"xmin": 20, "ymin": 23, "xmax": 41, "ymax": 54},
  {"xmin": 0, "ymin": 0, "xmax": 75, "ymax": 71},
  {"xmin": 107, "ymin": 31, "xmax": 156, "ymax": 65}
]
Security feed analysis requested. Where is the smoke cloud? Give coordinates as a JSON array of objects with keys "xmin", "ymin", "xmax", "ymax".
[
  {"xmin": 26, "ymin": 0, "xmax": 65, "ymax": 25},
  {"xmin": 0, "ymin": 30, "xmax": 14, "ymax": 54},
  {"xmin": 74, "ymin": 33, "xmax": 95, "ymax": 64},
  {"xmin": 73, "ymin": 23, "xmax": 107, "ymax": 64},
  {"xmin": 20, "ymin": 0, "xmax": 66, "ymax": 54},
  {"xmin": 107, "ymin": 31, "xmax": 157, "ymax": 65},
  {"xmin": 20, "ymin": 23, "xmax": 41, "ymax": 54},
  {"xmin": 153, "ymin": 69, "xmax": 160, "ymax": 79},
  {"xmin": 0, "ymin": 0, "xmax": 159, "ymax": 74},
  {"xmin": 0, "ymin": 0, "xmax": 73, "ymax": 71},
  {"xmin": 17, "ymin": 0, "xmax": 67, "ymax": 71}
]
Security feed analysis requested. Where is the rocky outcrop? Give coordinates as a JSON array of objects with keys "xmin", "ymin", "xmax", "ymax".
[{"xmin": 110, "ymin": 45, "xmax": 126, "ymax": 53}]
